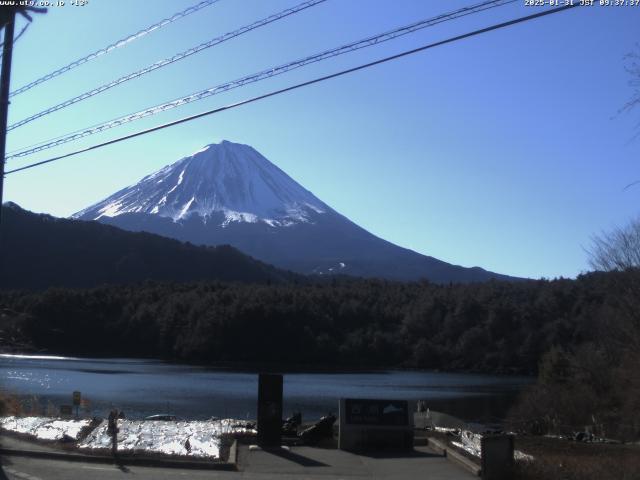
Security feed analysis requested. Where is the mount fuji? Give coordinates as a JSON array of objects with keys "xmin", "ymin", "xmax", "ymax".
[{"xmin": 73, "ymin": 140, "xmax": 513, "ymax": 283}]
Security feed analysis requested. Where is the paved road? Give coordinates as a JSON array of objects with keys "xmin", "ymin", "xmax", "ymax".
[
  {"xmin": 1, "ymin": 443, "xmax": 475, "ymax": 480},
  {"xmin": 1, "ymin": 456, "xmax": 234, "ymax": 480},
  {"xmin": 239, "ymin": 445, "xmax": 475, "ymax": 479}
]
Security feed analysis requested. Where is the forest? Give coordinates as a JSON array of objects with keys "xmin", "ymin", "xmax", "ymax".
[{"xmin": 0, "ymin": 270, "xmax": 630, "ymax": 373}]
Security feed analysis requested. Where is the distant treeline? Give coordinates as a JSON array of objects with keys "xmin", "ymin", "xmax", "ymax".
[{"xmin": 1, "ymin": 269, "xmax": 634, "ymax": 374}]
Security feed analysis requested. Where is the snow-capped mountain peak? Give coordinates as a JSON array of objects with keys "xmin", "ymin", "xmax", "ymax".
[
  {"xmin": 73, "ymin": 140, "xmax": 329, "ymax": 227},
  {"xmin": 71, "ymin": 139, "xmax": 515, "ymax": 283}
]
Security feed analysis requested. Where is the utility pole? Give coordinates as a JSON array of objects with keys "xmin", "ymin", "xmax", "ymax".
[{"xmin": 0, "ymin": 8, "xmax": 16, "ymax": 229}]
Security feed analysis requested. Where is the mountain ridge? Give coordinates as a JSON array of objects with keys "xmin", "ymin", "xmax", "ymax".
[
  {"xmin": 74, "ymin": 140, "xmax": 518, "ymax": 283},
  {"xmin": 1, "ymin": 202, "xmax": 301, "ymax": 290}
]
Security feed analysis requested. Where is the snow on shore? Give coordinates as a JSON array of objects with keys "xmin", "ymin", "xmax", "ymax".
[
  {"xmin": 0, "ymin": 416, "xmax": 90, "ymax": 440},
  {"xmin": 79, "ymin": 418, "xmax": 255, "ymax": 459},
  {"xmin": 451, "ymin": 430, "xmax": 534, "ymax": 462},
  {"xmin": 1, "ymin": 415, "xmax": 256, "ymax": 460}
]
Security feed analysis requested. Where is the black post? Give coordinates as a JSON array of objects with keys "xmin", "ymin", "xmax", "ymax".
[
  {"xmin": 0, "ymin": 10, "xmax": 16, "ymax": 229},
  {"xmin": 481, "ymin": 434, "xmax": 514, "ymax": 480},
  {"xmin": 257, "ymin": 373, "xmax": 283, "ymax": 447},
  {"xmin": 107, "ymin": 409, "xmax": 119, "ymax": 457}
]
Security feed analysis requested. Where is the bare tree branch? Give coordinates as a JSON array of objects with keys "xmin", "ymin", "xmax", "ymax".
[
  {"xmin": 588, "ymin": 217, "xmax": 640, "ymax": 271},
  {"xmin": 620, "ymin": 43, "xmax": 640, "ymax": 116}
]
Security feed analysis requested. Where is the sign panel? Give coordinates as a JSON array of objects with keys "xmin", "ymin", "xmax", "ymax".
[
  {"xmin": 72, "ymin": 391, "xmax": 81, "ymax": 406},
  {"xmin": 344, "ymin": 399, "xmax": 409, "ymax": 426}
]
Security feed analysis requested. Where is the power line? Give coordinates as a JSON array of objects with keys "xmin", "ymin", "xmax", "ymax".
[
  {"xmin": 0, "ymin": 21, "xmax": 29, "ymax": 49},
  {"xmin": 8, "ymin": 0, "xmax": 517, "ymax": 158},
  {"xmin": 7, "ymin": 0, "xmax": 327, "ymax": 132},
  {"xmin": 9, "ymin": 0, "xmax": 222, "ymax": 98},
  {"xmin": 5, "ymin": 3, "xmax": 578, "ymax": 176},
  {"xmin": 7, "ymin": 0, "xmax": 514, "ymax": 153}
]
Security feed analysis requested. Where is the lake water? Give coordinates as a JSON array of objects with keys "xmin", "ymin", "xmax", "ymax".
[{"xmin": 0, "ymin": 355, "xmax": 531, "ymax": 423}]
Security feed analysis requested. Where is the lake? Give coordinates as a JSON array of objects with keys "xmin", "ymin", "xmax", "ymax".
[{"xmin": 0, "ymin": 354, "xmax": 531, "ymax": 422}]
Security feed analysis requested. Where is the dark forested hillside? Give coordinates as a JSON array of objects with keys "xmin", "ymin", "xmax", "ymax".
[
  {"xmin": 1, "ymin": 269, "xmax": 633, "ymax": 375},
  {"xmin": 0, "ymin": 203, "xmax": 300, "ymax": 289}
]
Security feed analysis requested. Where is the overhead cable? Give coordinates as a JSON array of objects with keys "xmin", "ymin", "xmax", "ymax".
[
  {"xmin": 8, "ymin": 0, "xmax": 326, "ymax": 131},
  {"xmin": 8, "ymin": 0, "xmax": 516, "ymax": 157},
  {"xmin": 5, "ymin": 3, "xmax": 578, "ymax": 175},
  {"xmin": 9, "ymin": 0, "xmax": 222, "ymax": 97}
]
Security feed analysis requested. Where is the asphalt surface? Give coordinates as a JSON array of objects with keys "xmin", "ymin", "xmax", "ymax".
[
  {"xmin": 239, "ymin": 444, "xmax": 476, "ymax": 479},
  {"xmin": 1, "ymin": 456, "xmax": 233, "ymax": 480},
  {"xmin": 1, "ymin": 443, "xmax": 475, "ymax": 480}
]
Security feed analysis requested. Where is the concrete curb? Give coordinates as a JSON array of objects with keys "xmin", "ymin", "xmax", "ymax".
[
  {"xmin": 227, "ymin": 439, "xmax": 238, "ymax": 466},
  {"xmin": 446, "ymin": 447, "xmax": 481, "ymax": 477},
  {"xmin": 426, "ymin": 437, "xmax": 447, "ymax": 456},
  {"xmin": 426, "ymin": 438, "xmax": 481, "ymax": 477},
  {"xmin": 0, "ymin": 447, "xmax": 236, "ymax": 470}
]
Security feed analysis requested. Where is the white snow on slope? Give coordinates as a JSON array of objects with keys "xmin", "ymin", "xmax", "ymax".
[
  {"xmin": 79, "ymin": 418, "xmax": 255, "ymax": 459},
  {"xmin": 72, "ymin": 140, "xmax": 330, "ymax": 228},
  {"xmin": 1, "ymin": 416, "xmax": 90, "ymax": 441},
  {"xmin": 451, "ymin": 430, "xmax": 534, "ymax": 463},
  {"xmin": 1, "ymin": 416, "xmax": 255, "ymax": 460}
]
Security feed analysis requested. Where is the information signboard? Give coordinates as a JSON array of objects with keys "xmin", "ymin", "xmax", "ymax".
[
  {"xmin": 339, "ymin": 398, "xmax": 413, "ymax": 451},
  {"xmin": 344, "ymin": 399, "xmax": 409, "ymax": 426}
]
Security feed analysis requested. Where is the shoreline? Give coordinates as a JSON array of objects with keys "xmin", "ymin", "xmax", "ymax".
[{"xmin": 0, "ymin": 351, "xmax": 535, "ymax": 377}]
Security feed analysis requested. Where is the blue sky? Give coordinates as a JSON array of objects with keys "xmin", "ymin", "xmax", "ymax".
[{"xmin": 3, "ymin": 0, "xmax": 639, "ymax": 279}]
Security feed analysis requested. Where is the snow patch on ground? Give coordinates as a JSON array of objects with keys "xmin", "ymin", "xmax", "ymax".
[
  {"xmin": 0, "ymin": 416, "xmax": 90, "ymax": 441},
  {"xmin": 177, "ymin": 197, "xmax": 196, "ymax": 220},
  {"xmin": 1, "ymin": 416, "xmax": 256, "ymax": 460},
  {"xmin": 96, "ymin": 201, "xmax": 124, "ymax": 219},
  {"xmin": 451, "ymin": 430, "xmax": 534, "ymax": 462},
  {"xmin": 221, "ymin": 209, "xmax": 258, "ymax": 227},
  {"xmin": 514, "ymin": 450, "xmax": 535, "ymax": 462},
  {"xmin": 305, "ymin": 202, "xmax": 325, "ymax": 214},
  {"xmin": 191, "ymin": 145, "xmax": 211, "ymax": 156},
  {"xmin": 79, "ymin": 418, "xmax": 255, "ymax": 459}
]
